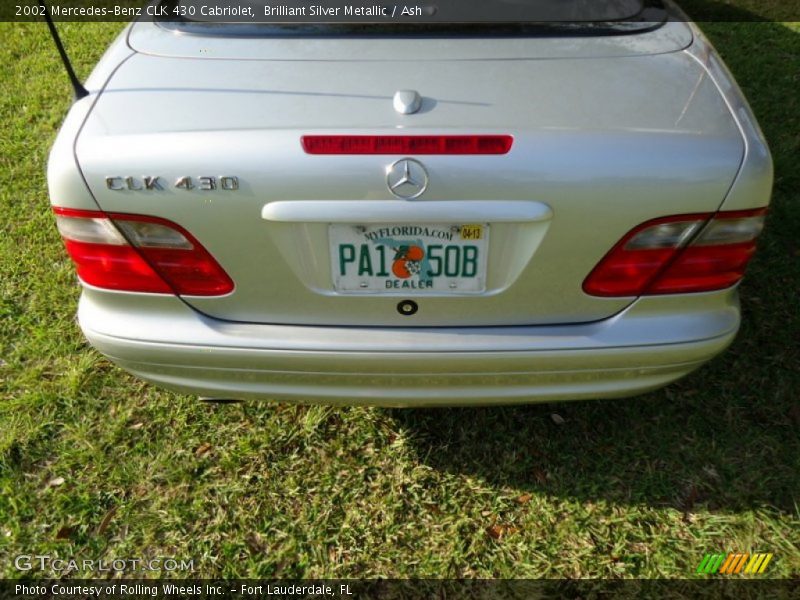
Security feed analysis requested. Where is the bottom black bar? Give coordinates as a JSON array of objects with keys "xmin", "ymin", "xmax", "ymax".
[{"xmin": 2, "ymin": 579, "xmax": 798, "ymax": 600}]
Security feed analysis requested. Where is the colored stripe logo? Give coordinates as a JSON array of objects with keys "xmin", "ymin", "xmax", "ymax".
[{"xmin": 697, "ymin": 553, "xmax": 773, "ymax": 575}]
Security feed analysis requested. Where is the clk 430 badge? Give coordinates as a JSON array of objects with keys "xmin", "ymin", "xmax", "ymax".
[{"xmin": 105, "ymin": 176, "xmax": 239, "ymax": 191}]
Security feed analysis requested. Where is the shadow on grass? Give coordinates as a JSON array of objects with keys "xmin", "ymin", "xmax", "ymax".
[{"xmin": 390, "ymin": 17, "xmax": 800, "ymax": 514}]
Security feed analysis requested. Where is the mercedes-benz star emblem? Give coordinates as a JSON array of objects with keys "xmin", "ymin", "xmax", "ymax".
[{"xmin": 386, "ymin": 158, "xmax": 429, "ymax": 199}]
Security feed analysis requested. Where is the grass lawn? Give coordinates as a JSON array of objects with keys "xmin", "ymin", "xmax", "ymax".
[{"xmin": 0, "ymin": 19, "xmax": 798, "ymax": 579}]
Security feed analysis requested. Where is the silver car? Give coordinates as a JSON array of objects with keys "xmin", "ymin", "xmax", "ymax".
[{"xmin": 48, "ymin": 1, "xmax": 772, "ymax": 405}]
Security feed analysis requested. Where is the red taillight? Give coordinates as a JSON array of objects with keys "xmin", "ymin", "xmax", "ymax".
[
  {"xmin": 583, "ymin": 208, "xmax": 767, "ymax": 297},
  {"xmin": 53, "ymin": 207, "xmax": 234, "ymax": 296},
  {"xmin": 301, "ymin": 135, "xmax": 513, "ymax": 155}
]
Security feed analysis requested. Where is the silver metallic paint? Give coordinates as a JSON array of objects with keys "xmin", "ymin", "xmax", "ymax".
[
  {"xmin": 77, "ymin": 286, "xmax": 740, "ymax": 405},
  {"xmin": 70, "ymin": 50, "xmax": 746, "ymax": 326},
  {"xmin": 47, "ymin": 13, "xmax": 772, "ymax": 404}
]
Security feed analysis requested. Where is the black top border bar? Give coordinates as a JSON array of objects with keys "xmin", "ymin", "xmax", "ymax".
[{"xmin": 2, "ymin": 0, "xmax": 799, "ymax": 23}]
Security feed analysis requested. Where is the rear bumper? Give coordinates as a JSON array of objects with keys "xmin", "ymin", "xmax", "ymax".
[{"xmin": 77, "ymin": 287, "xmax": 740, "ymax": 406}]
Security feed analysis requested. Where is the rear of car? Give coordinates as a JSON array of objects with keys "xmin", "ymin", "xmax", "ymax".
[{"xmin": 48, "ymin": 1, "xmax": 772, "ymax": 405}]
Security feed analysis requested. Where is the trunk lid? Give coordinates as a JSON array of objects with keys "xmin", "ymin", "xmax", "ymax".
[{"xmin": 76, "ymin": 24, "xmax": 744, "ymax": 326}]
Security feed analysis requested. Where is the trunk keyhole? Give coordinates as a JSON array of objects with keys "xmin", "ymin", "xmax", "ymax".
[{"xmin": 397, "ymin": 300, "xmax": 418, "ymax": 316}]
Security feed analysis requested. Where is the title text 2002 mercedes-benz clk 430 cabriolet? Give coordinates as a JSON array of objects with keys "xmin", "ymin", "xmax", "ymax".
[{"xmin": 48, "ymin": 0, "xmax": 772, "ymax": 405}]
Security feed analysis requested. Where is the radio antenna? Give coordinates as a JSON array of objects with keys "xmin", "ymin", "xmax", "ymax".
[{"xmin": 40, "ymin": 0, "xmax": 89, "ymax": 100}]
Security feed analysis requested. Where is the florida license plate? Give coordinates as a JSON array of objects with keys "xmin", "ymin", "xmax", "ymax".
[{"xmin": 330, "ymin": 223, "xmax": 489, "ymax": 293}]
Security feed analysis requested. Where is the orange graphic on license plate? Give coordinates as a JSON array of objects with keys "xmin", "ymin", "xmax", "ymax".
[{"xmin": 391, "ymin": 245, "xmax": 426, "ymax": 279}]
